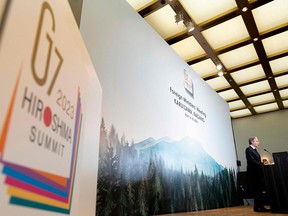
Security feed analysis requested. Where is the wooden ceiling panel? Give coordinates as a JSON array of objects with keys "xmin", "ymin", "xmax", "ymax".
[
  {"xmin": 254, "ymin": 102, "xmax": 278, "ymax": 113},
  {"xmin": 202, "ymin": 16, "xmax": 249, "ymax": 50},
  {"xmin": 171, "ymin": 36, "xmax": 205, "ymax": 61},
  {"xmin": 252, "ymin": 0, "xmax": 288, "ymax": 34},
  {"xmin": 263, "ymin": 31, "xmax": 288, "ymax": 57},
  {"xmin": 231, "ymin": 64, "xmax": 265, "ymax": 85}
]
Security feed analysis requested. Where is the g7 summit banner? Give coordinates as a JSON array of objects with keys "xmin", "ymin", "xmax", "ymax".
[{"xmin": 0, "ymin": 0, "xmax": 102, "ymax": 215}]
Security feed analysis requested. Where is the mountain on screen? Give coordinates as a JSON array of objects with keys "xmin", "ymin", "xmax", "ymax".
[{"xmin": 134, "ymin": 136, "xmax": 223, "ymax": 176}]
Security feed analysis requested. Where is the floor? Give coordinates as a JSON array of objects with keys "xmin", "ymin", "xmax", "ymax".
[{"xmin": 157, "ymin": 205, "xmax": 288, "ymax": 216}]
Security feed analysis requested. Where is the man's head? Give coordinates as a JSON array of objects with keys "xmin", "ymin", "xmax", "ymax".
[{"xmin": 249, "ymin": 136, "xmax": 260, "ymax": 148}]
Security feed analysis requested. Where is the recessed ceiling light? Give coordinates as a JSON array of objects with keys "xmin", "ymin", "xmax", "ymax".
[
  {"xmin": 216, "ymin": 64, "xmax": 222, "ymax": 70},
  {"xmin": 242, "ymin": 7, "xmax": 248, "ymax": 12},
  {"xmin": 218, "ymin": 71, "xmax": 224, "ymax": 77},
  {"xmin": 253, "ymin": 37, "xmax": 258, "ymax": 41}
]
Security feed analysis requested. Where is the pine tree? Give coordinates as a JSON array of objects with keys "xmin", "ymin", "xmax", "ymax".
[
  {"xmin": 96, "ymin": 123, "xmax": 120, "ymax": 216},
  {"xmin": 136, "ymin": 180, "xmax": 148, "ymax": 216},
  {"xmin": 147, "ymin": 154, "xmax": 163, "ymax": 215}
]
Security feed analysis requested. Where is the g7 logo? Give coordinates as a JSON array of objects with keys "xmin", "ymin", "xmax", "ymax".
[{"xmin": 31, "ymin": 2, "xmax": 63, "ymax": 96}]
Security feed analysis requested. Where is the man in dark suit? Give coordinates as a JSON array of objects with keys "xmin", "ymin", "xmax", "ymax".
[{"xmin": 245, "ymin": 136, "xmax": 270, "ymax": 212}]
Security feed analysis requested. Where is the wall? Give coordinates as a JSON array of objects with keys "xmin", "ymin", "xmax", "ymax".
[
  {"xmin": 68, "ymin": 0, "xmax": 83, "ymax": 27},
  {"xmin": 233, "ymin": 109, "xmax": 288, "ymax": 172}
]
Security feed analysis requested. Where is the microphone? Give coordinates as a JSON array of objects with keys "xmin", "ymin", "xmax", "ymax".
[
  {"xmin": 263, "ymin": 149, "xmax": 275, "ymax": 164},
  {"xmin": 264, "ymin": 148, "xmax": 272, "ymax": 156}
]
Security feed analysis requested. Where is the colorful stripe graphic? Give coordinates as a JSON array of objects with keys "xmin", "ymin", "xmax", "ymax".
[
  {"xmin": 0, "ymin": 71, "xmax": 83, "ymax": 214},
  {"xmin": 0, "ymin": 66, "xmax": 22, "ymax": 156}
]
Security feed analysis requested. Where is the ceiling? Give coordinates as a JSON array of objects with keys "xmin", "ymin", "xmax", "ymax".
[{"xmin": 126, "ymin": 0, "xmax": 288, "ymax": 118}]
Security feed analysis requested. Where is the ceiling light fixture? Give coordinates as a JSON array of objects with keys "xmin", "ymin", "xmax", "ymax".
[
  {"xmin": 216, "ymin": 63, "xmax": 222, "ymax": 70},
  {"xmin": 242, "ymin": 7, "xmax": 248, "ymax": 12},
  {"xmin": 253, "ymin": 37, "xmax": 258, "ymax": 41},
  {"xmin": 184, "ymin": 21, "xmax": 195, "ymax": 32},
  {"xmin": 175, "ymin": 13, "xmax": 184, "ymax": 24},
  {"xmin": 218, "ymin": 71, "xmax": 224, "ymax": 77}
]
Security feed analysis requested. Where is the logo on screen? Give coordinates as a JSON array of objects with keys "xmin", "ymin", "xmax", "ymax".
[{"xmin": 184, "ymin": 69, "xmax": 194, "ymax": 98}]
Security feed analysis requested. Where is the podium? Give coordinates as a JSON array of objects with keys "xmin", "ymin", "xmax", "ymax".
[{"xmin": 264, "ymin": 152, "xmax": 288, "ymax": 213}]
